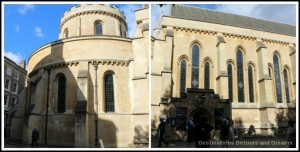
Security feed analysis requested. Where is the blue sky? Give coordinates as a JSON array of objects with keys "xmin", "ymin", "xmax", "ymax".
[
  {"xmin": 3, "ymin": 3, "xmax": 142, "ymax": 66},
  {"xmin": 3, "ymin": 3, "xmax": 298, "ymax": 67}
]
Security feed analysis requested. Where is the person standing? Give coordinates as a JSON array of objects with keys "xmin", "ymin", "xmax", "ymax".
[
  {"xmin": 157, "ymin": 118, "xmax": 169, "ymax": 147},
  {"xmin": 31, "ymin": 128, "xmax": 39, "ymax": 148},
  {"xmin": 194, "ymin": 115, "xmax": 213, "ymax": 148},
  {"xmin": 186, "ymin": 117, "xmax": 195, "ymax": 143},
  {"xmin": 287, "ymin": 120, "xmax": 296, "ymax": 148},
  {"xmin": 220, "ymin": 119, "xmax": 230, "ymax": 148}
]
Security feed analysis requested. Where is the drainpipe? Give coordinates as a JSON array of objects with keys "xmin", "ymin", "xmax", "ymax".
[
  {"xmin": 93, "ymin": 62, "xmax": 99, "ymax": 147},
  {"xmin": 24, "ymin": 79, "xmax": 29, "ymax": 115},
  {"xmin": 45, "ymin": 68, "xmax": 51, "ymax": 145}
]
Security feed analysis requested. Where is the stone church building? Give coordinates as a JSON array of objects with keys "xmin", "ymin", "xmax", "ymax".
[
  {"xmin": 10, "ymin": 4, "xmax": 149, "ymax": 148},
  {"xmin": 151, "ymin": 4, "xmax": 296, "ymax": 140}
]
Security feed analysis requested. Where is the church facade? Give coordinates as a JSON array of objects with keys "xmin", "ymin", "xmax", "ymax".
[
  {"xmin": 10, "ymin": 4, "xmax": 149, "ymax": 148},
  {"xmin": 151, "ymin": 4, "xmax": 296, "ymax": 140}
]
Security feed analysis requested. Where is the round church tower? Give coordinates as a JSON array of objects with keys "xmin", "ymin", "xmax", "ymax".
[
  {"xmin": 59, "ymin": 4, "xmax": 127, "ymax": 38},
  {"xmin": 23, "ymin": 4, "xmax": 149, "ymax": 148}
]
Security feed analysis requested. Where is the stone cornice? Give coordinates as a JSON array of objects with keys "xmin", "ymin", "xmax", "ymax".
[
  {"xmin": 60, "ymin": 10, "xmax": 127, "ymax": 32},
  {"xmin": 89, "ymin": 59, "xmax": 130, "ymax": 66},
  {"xmin": 223, "ymin": 33, "xmax": 256, "ymax": 41},
  {"xmin": 261, "ymin": 38, "xmax": 289, "ymax": 46},
  {"xmin": 29, "ymin": 59, "xmax": 131, "ymax": 78},
  {"xmin": 171, "ymin": 26, "xmax": 292, "ymax": 46},
  {"xmin": 29, "ymin": 61, "xmax": 79, "ymax": 78},
  {"xmin": 173, "ymin": 26, "xmax": 217, "ymax": 35}
]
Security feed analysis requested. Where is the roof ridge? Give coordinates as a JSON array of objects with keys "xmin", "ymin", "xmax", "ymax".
[
  {"xmin": 170, "ymin": 4, "xmax": 296, "ymax": 36},
  {"xmin": 179, "ymin": 4, "xmax": 295, "ymax": 27}
]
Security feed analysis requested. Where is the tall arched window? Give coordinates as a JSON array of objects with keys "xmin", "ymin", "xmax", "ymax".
[
  {"xmin": 236, "ymin": 49, "xmax": 244, "ymax": 102},
  {"xmin": 248, "ymin": 65, "xmax": 254, "ymax": 103},
  {"xmin": 104, "ymin": 73, "xmax": 115, "ymax": 112},
  {"xmin": 64, "ymin": 29, "xmax": 68, "ymax": 38},
  {"xmin": 284, "ymin": 69, "xmax": 290, "ymax": 103},
  {"xmin": 204, "ymin": 62, "xmax": 210, "ymax": 89},
  {"xmin": 191, "ymin": 44, "xmax": 200, "ymax": 88},
  {"xmin": 95, "ymin": 21, "xmax": 103, "ymax": 35},
  {"xmin": 273, "ymin": 54, "xmax": 282, "ymax": 103},
  {"xmin": 57, "ymin": 74, "xmax": 66, "ymax": 113},
  {"xmin": 228, "ymin": 64, "xmax": 233, "ymax": 102},
  {"xmin": 180, "ymin": 59, "xmax": 187, "ymax": 95}
]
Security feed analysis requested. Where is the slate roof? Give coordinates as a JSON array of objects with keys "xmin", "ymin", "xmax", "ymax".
[{"xmin": 170, "ymin": 5, "xmax": 296, "ymax": 36}]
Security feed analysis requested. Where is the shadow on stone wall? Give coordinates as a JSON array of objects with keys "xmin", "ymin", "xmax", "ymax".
[
  {"xmin": 9, "ymin": 38, "xmax": 118, "ymax": 148},
  {"xmin": 270, "ymin": 107, "xmax": 296, "ymax": 135},
  {"xmin": 134, "ymin": 125, "xmax": 149, "ymax": 148},
  {"xmin": 233, "ymin": 117, "xmax": 245, "ymax": 135}
]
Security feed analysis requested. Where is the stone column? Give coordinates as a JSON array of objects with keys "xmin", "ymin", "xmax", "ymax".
[
  {"xmin": 131, "ymin": 11, "xmax": 149, "ymax": 146},
  {"xmin": 288, "ymin": 44, "xmax": 296, "ymax": 103},
  {"xmin": 161, "ymin": 27, "xmax": 173, "ymax": 99},
  {"xmin": 75, "ymin": 70, "xmax": 89, "ymax": 147},
  {"xmin": 216, "ymin": 33, "xmax": 228, "ymax": 99},
  {"xmin": 256, "ymin": 39, "xmax": 275, "ymax": 135}
]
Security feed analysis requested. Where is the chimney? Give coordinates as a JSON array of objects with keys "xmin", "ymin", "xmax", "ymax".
[
  {"xmin": 19, "ymin": 60, "xmax": 26, "ymax": 69},
  {"xmin": 142, "ymin": 4, "xmax": 149, "ymax": 8}
]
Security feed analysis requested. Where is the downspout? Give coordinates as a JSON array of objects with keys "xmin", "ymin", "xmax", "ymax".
[
  {"xmin": 93, "ymin": 62, "xmax": 99, "ymax": 147},
  {"xmin": 24, "ymin": 79, "xmax": 29, "ymax": 115},
  {"xmin": 45, "ymin": 68, "xmax": 51, "ymax": 145}
]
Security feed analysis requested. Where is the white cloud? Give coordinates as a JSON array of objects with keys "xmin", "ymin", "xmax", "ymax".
[
  {"xmin": 215, "ymin": 4, "xmax": 296, "ymax": 25},
  {"xmin": 34, "ymin": 27, "xmax": 44, "ymax": 38},
  {"xmin": 151, "ymin": 4, "xmax": 170, "ymax": 35},
  {"xmin": 18, "ymin": 4, "xmax": 34, "ymax": 15},
  {"xmin": 118, "ymin": 4, "xmax": 141, "ymax": 38},
  {"xmin": 4, "ymin": 51, "xmax": 23, "ymax": 64},
  {"xmin": 15, "ymin": 25, "xmax": 20, "ymax": 32}
]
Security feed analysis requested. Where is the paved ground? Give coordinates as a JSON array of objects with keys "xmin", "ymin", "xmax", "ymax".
[
  {"xmin": 4, "ymin": 139, "xmax": 73, "ymax": 148},
  {"xmin": 151, "ymin": 135, "xmax": 295, "ymax": 149},
  {"xmin": 4, "ymin": 135, "xmax": 296, "ymax": 149}
]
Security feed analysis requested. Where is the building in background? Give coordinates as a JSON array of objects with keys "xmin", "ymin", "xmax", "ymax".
[
  {"xmin": 4, "ymin": 56, "xmax": 27, "ymax": 138},
  {"xmin": 151, "ymin": 4, "xmax": 296, "ymax": 142},
  {"xmin": 10, "ymin": 4, "xmax": 149, "ymax": 148}
]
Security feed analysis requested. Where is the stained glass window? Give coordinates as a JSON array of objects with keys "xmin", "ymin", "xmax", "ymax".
[
  {"xmin": 248, "ymin": 65, "xmax": 254, "ymax": 103},
  {"xmin": 284, "ymin": 69, "xmax": 290, "ymax": 103},
  {"xmin": 237, "ymin": 49, "xmax": 244, "ymax": 102},
  {"xmin": 105, "ymin": 73, "xmax": 115, "ymax": 112},
  {"xmin": 180, "ymin": 59, "xmax": 187, "ymax": 94},
  {"xmin": 191, "ymin": 44, "xmax": 199, "ymax": 88},
  {"xmin": 95, "ymin": 22, "xmax": 102, "ymax": 35},
  {"xmin": 228, "ymin": 64, "xmax": 233, "ymax": 102},
  {"xmin": 273, "ymin": 54, "xmax": 282, "ymax": 103},
  {"xmin": 57, "ymin": 74, "xmax": 66, "ymax": 113},
  {"xmin": 64, "ymin": 29, "xmax": 68, "ymax": 38},
  {"xmin": 204, "ymin": 62, "xmax": 210, "ymax": 89}
]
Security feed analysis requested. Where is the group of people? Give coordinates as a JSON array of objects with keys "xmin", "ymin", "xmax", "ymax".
[{"xmin": 184, "ymin": 117, "xmax": 296, "ymax": 148}]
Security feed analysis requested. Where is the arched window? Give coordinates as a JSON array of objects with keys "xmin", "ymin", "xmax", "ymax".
[
  {"xmin": 104, "ymin": 73, "xmax": 115, "ymax": 112},
  {"xmin": 236, "ymin": 49, "xmax": 244, "ymax": 102},
  {"xmin": 191, "ymin": 44, "xmax": 200, "ymax": 88},
  {"xmin": 180, "ymin": 59, "xmax": 187, "ymax": 95},
  {"xmin": 284, "ymin": 69, "xmax": 290, "ymax": 103},
  {"xmin": 64, "ymin": 29, "xmax": 68, "ymax": 38},
  {"xmin": 204, "ymin": 62, "xmax": 210, "ymax": 89},
  {"xmin": 95, "ymin": 21, "xmax": 103, "ymax": 35},
  {"xmin": 228, "ymin": 64, "xmax": 233, "ymax": 102},
  {"xmin": 57, "ymin": 74, "xmax": 66, "ymax": 113},
  {"xmin": 273, "ymin": 54, "xmax": 282, "ymax": 103},
  {"xmin": 248, "ymin": 65, "xmax": 254, "ymax": 103}
]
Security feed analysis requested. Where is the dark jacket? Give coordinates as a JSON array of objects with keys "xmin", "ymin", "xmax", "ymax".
[{"xmin": 32, "ymin": 129, "xmax": 39, "ymax": 141}]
